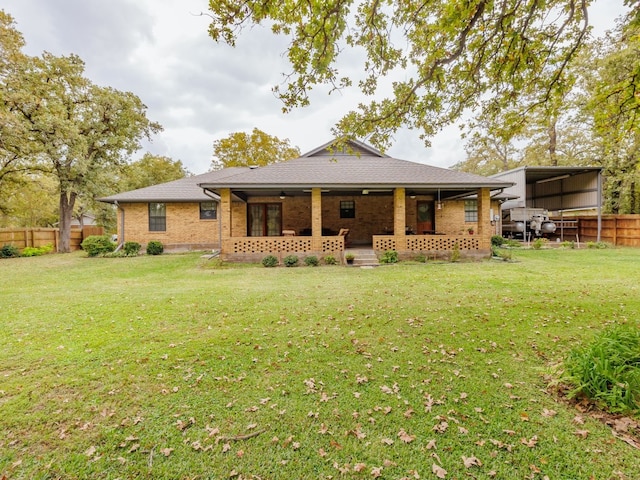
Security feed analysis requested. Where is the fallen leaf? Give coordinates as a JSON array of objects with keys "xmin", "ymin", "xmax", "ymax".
[
  {"xmin": 521, "ymin": 435, "xmax": 538, "ymax": 448},
  {"xmin": 371, "ymin": 466, "xmax": 383, "ymax": 477},
  {"xmin": 426, "ymin": 439, "xmax": 437, "ymax": 450},
  {"xmin": 398, "ymin": 429, "xmax": 416, "ymax": 443},
  {"xmin": 432, "ymin": 463, "xmax": 447, "ymax": 478},
  {"xmin": 85, "ymin": 446, "xmax": 97, "ymax": 457},
  {"xmin": 462, "ymin": 455, "xmax": 482, "ymax": 468},
  {"xmin": 574, "ymin": 429, "xmax": 590, "ymax": 439},
  {"xmin": 160, "ymin": 448, "xmax": 173, "ymax": 457},
  {"xmin": 542, "ymin": 408, "xmax": 557, "ymax": 418}
]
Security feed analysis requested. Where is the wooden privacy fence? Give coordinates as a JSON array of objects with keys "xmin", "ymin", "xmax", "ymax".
[
  {"xmin": 578, "ymin": 215, "xmax": 640, "ymax": 247},
  {"xmin": 0, "ymin": 226, "xmax": 104, "ymax": 252},
  {"xmin": 550, "ymin": 215, "xmax": 640, "ymax": 247}
]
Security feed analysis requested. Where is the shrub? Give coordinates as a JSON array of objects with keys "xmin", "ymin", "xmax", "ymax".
[
  {"xmin": 0, "ymin": 244, "xmax": 20, "ymax": 258},
  {"xmin": 450, "ymin": 243, "xmax": 460, "ymax": 263},
  {"xmin": 123, "ymin": 241, "xmax": 141, "ymax": 256},
  {"xmin": 531, "ymin": 238, "xmax": 545, "ymax": 250},
  {"xmin": 283, "ymin": 255, "xmax": 299, "ymax": 267},
  {"xmin": 564, "ymin": 325, "xmax": 640, "ymax": 413},
  {"xmin": 262, "ymin": 255, "xmax": 278, "ymax": 267},
  {"xmin": 380, "ymin": 249, "xmax": 398, "ymax": 264},
  {"xmin": 323, "ymin": 255, "xmax": 337, "ymax": 265},
  {"xmin": 20, "ymin": 244, "xmax": 53, "ymax": 257},
  {"xmin": 146, "ymin": 240, "xmax": 164, "ymax": 255},
  {"xmin": 587, "ymin": 241, "xmax": 609, "ymax": 249},
  {"xmin": 560, "ymin": 241, "xmax": 575, "ymax": 249},
  {"xmin": 81, "ymin": 235, "xmax": 116, "ymax": 257},
  {"xmin": 491, "ymin": 235, "xmax": 505, "ymax": 247},
  {"xmin": 304, "ymin": 255, "xmax": 319, "ymax": 267}
]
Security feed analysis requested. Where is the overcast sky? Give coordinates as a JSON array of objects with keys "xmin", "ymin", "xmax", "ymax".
[{"xmin": 3, "ymin": 0, "xmax": 628, "ymax": 175}]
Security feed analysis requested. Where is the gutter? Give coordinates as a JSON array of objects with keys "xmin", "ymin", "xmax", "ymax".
[{"xmin": 203, "ymin": 189, "xmax": 222, "ymax": 252}]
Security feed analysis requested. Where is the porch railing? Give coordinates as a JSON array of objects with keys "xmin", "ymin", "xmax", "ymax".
[
  {"xmin": 373, "ymin": 235, "xmax": 481, "ymax": 251},
  {"xmin": 227, "ymin": 235, "xmax": 344, "ymax": 254}
]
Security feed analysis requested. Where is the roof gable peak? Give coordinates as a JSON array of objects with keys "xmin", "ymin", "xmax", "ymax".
[{"xmin": 301, "ymin": 138, "xmax": 389, "ymax": 158}]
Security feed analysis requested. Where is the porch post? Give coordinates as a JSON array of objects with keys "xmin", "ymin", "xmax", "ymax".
[
  {"xmin": 311, "ymin": 187, "xmax": 323, "ymax": 251},
  {"xmin": 476, "ymin": 187, "xmax": 491, "ymax": 250},
  {"xmin": 220, "ymin": 188, "xmax": 232, "ymax": 252},
  {"xmin": 394, "ymin": 187, "xmax": 407, "ymax": 251}
]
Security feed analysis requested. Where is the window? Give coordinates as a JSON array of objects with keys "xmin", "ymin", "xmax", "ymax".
[
  {"xmin": 199, "ymin": 201, "xmax": 217, "ymax": 220},
  {"xmin": 149, "ymin": 202, "xmax": 166, "ymax": 231},
  {"xmin": 248, "ymin": 204, "xmax": 282, "ymax": 236},
  {"xmin": 464, "ymin": 200, "xmax": 478, "ymax": 222},
  {"xmin": 340, "ymin": 200, "xmax": 355, "ymax": 219}
]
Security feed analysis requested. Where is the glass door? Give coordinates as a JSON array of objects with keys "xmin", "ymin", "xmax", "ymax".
[{"xmin": 248, "ymin": 204, "xmax": 282, "ymax": 236}]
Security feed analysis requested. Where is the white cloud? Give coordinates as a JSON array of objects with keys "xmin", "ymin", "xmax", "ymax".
[{"xmin": 2, "ymin": 0, "xmax": 630, "ymax": 174}]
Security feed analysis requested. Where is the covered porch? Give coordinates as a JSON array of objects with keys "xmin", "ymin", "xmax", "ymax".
[{"xmin": 213, "ymin": 186, "xmax": 495, "ymax": 263}]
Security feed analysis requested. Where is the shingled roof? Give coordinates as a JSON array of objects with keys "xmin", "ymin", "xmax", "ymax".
[
  {"xmin": 198, "ymin": 139, "xmax": 512, "ymax": 192},
  {"xmin": 99, "ymin": 167, "xmax": 248, "ymax": 203}
]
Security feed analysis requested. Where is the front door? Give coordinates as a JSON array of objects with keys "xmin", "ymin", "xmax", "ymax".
[
  {"xmin": 417, "ymin": 201, "xmax": 434, "ymax": 234},
  {"xmin": 248, "ymin": 203, "xmax": 282, "ymax": 236}
]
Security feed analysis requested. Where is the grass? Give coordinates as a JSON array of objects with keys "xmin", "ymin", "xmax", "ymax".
[{"xmin": 1, "ymin": 248, "xmax": 639, "ymax": 479}]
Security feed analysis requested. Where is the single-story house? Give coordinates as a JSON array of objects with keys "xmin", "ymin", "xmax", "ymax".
[{"xmin": 101, "ymin": 139, "xmax": 514, "ymax": 261}]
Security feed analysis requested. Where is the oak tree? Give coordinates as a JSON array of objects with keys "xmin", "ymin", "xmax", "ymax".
[
  {"xmin": 206, "ymin": 0, "xmax": 599, "ymax": 150},
  {"xmin": 211, "ymin": 128, "xmax": 300, "ymax": 170}
]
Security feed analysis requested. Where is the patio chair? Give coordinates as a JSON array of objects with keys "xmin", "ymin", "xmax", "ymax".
[
  {"xmin": 282, "ymin": 229, "xmax": 296, "ymax": 236},
  {"xmin": 338, "ymin": 228, "xmax": 351, "ymax": 246}
]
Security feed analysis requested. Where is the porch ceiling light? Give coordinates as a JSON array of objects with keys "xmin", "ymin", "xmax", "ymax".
[
  {"xmin": 279, "ymin": 191, "xmax": 286, "ymax": 199},
  {"xmin": 409, "ymin": 191, "xmax": 416, "ymax": 199}
]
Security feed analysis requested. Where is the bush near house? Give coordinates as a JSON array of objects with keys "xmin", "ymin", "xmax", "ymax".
[
  {"xmin": 262, "ymin": 255, "xmax": 278, "ymax": 267},
  {"xmin": 81, "ymin": 235, "xmax": 116, "ymax": 257},
  {"xmin": 146, "ymin": 240, "xmax": 164, "ymax": 255},
  {"xmin": 0, "ymin": 244, "xmax": 20, "ymax": 258}
]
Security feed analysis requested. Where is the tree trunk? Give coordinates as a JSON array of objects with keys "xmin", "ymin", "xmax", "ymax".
[{"xmin": 58, "ymin": 191, "xmax": 76, "ymax": 253}]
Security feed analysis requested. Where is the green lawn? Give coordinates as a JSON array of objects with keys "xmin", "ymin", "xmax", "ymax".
[{"xmin": 1, "ymin": 248, "xmax": 639, "ymax": 479}]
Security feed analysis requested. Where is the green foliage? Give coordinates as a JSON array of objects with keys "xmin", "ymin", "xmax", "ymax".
[
  {"xmin": 211, "ymin": 128, "xmax": 300, "ymax": 170},
  {"xmin": 146, "ymin": 240, "xmax": 164, "ymax": 256},
  {"xmin": 283, "ymin": 254, "xmax": 299, "ymax": 267},
  {"xmin": 207, "ymin": 1, "xmax": 591, "ymax": 152},
  {"xmin": 0, "ymin": 244, "xmax": 20, "ymax": 258},
  {"xmin": 587, "ymin": 241, "xmax": 609, "ymax": 249},
  {"xmin": 81, "ymin": 235, "xmax": 116, "ymax": 257},
  {"xmin": 20, "ymin": 244, "xmax": 54, "ymax": 257},
  {"xmin": 491, "ymin": 235, "xmax": 506, "ymax": 247},
  {"xmin": 123, "ymin": 241, "xmax": 141, "ymax": 256},
  {"xmin": 261, "ymin": 255, "xmax": 279, "ymax": 267},
  {"xmin": 450, "ymin": 242, "xmax": 460, "ymax": 263},
  {"xmin": 323, "ymin": 254, "xmax": 337, "ymax": 265},
  {"xmin": 492, "ymin": 246, "xmax": 513, "ymax": 262},
  {"xmin": 379, "ymin": 249, "xmax": 398, "ymax": 264},
  {"xmin": 303, "ymin": 255, "xmax": 319, "ymax": 267},
  {"xmin": 560, "ymin": 240, "xmax": 576, "ymax": 249},
  {"xmin": 503, "ymin": 239, "xmax": 522, "ymax": 248},
  {"xmin": 531, "ymin": 238, "xmax": 546, "ymax": 250},
  {"xmin": 564, "ymin": 324, "xmax": 640, "ymax": 413}
]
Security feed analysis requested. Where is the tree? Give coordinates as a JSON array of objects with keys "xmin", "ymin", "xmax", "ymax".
[
  {"xmin": 121, "ymin": 153, "xmax": 190, "ymax": 191},
  {"xmin": 206, "ymin": 0, "xmax": 603, "ymax": 150},
  {"xmin": 3, "ymin": 51, "xmax": 162, "ymax": 252},
  {"xmin": 211, "ymin": 128, "xmax": 300, "ymax": 170}
]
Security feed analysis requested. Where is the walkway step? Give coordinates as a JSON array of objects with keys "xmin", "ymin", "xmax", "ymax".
[{"xmin": 347, "ymin": 249, "xmax": 379, "ymax": 267}]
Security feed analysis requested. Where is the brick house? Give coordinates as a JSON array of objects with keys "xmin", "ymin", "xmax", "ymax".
[{"xmin": 101, "ymin": 139, "xmax": 513, "ymax": 261}]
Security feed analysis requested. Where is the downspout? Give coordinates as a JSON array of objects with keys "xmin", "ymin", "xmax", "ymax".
[
  {"xmin": 203, "ymin": 190, "xmax": 221, "ymax": 252},
  {"xmin": 114, "ymin": 200, "xmax": 125, "ymax": 252}
]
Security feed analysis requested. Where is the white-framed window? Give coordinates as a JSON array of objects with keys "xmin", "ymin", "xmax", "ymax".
[{"xmin": 464, "ymin": 200, "xmax": 478, "ymax": 222}]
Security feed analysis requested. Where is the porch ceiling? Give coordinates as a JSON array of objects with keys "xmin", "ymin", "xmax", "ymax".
[{"xmin": 226, "ymin": 187, "xmax": 489, "ymax": 201}]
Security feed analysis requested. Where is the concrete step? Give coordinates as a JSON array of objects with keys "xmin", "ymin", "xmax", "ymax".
[{"xmin": 346, "ymin": 249, "xmax": 379, "ymax": 267}]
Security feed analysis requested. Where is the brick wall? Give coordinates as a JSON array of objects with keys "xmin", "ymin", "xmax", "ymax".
[{"xmin": 118, "ymin": 202, "xmax": 219, "ymax": 250}]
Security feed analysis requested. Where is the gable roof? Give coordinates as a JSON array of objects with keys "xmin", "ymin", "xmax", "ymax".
[
  {"xmin": 199, "ymin": 140, "xmax": 512, "ymax": 192},
  {"xmin": 99, "ymin": 167, "xmax": 248, "ymax": 203}
]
